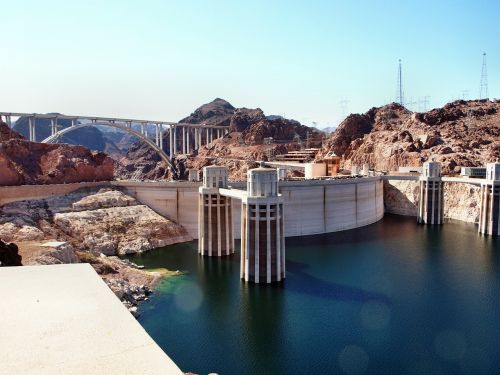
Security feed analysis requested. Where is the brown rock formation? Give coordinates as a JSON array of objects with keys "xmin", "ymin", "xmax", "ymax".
[
  {"xmin": 319, "ymin": 100, "xmax": 500, "ymax": 174},
  {"xmin": 0, "ymin": 135, "xmax": 114, "ymax": 186},
  {"xmin": 180, "ymin": 97, "xmax": 235, "ymax": 126},
  {"xmin": 0, "ymin": 121, "xmax": 24, "ymax": 141}
]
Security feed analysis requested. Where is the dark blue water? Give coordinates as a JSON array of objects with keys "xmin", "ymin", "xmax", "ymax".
[{"xmin": 130, "ymin": 215, "xmax": 500, "ymax": 375}]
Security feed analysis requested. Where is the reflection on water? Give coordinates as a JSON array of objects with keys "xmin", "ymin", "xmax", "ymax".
[{"xmin": 129, "ymin": 215, "xmax": 499, "ymax": 375}]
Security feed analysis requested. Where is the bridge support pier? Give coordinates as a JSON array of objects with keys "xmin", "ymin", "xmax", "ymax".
[
  {"xmin": 159, "ymin": 124, "xmax": 164, "ymax": 150},
  {"xmin": 198, "ymin": 166, "xmax": 234, "ymax": 256},
  {"xmin": 173, "ymin": 125, "xmax": 177, "ymax": 155},
  {"xmin": 418, "ymin": 161, "xmax": 443, "ymax": 225},
  {"xmin": 479, "ymin": 161, "xmax": 500, "ymax": 236},
  {"xmin": 50, "ymin": 118, "xmax": 57, "ymax": 136},
  {"xmin": 182, "ymin": 126, "xmax": 186, "ymax": 154},
  {"xmin": 28, "ymin": 117, "xmax": 36, "ymax": 142},
  {"xmin": 241, "ymin": 167, "xmax": 285, "ymax": 283},
  {"xmin": 169, "ymin": 125, "xmax": 174, "ymax": 159},
  {"xmin": 5, "ymin": 115, "xmax": 12, "ymax": 128}
]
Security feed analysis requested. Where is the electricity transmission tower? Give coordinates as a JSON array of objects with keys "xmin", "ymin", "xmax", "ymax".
[
  {"xmin": 418, "ymin": 96, "xmax": 430, "ymax": 112},
  {"xmin": 263, "ymin": 137, "xmax": 274, "ymax": 161},
  {"xmin": 396, "ymin": 59, "xmax": 404, "ymax": 106},
  {"xmin": 479, "ymin": 53, "xmax": 488, "ymax": 100},
  {"xmin": 293, "ymin": 133, "xmax": 303, "ymax": 150},
  {"xmin": 338, "ymin": 99, "xmax": 350, "ymax": 125}
]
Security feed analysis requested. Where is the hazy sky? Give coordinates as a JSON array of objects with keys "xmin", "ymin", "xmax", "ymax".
[{"xmin": 1, "ymin": 0, "xmax": 498, "ymax": 127}]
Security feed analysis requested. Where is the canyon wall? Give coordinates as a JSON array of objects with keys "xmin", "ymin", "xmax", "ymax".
[{"xmin": 384, "ymin": 179, "xmax": 481, "ymax": 223}]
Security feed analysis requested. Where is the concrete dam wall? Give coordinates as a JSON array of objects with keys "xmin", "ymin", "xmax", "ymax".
[{"xmin": 113, "ymin": 177, "xmax": 384, "ymax": 239}]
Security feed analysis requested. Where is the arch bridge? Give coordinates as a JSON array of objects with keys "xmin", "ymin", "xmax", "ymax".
[{"xmin": 0, "ymin": 112, "xmax": 229, "ymax": 169}]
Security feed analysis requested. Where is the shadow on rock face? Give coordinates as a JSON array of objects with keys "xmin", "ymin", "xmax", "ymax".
[{"xmin": 0, "ymin": 239, "xmax": 22, "ymax": 266}]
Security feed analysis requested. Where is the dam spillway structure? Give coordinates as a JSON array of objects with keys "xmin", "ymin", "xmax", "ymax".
[
  {"xmin": 479, "ymin": 161, "xmax": 500, "ymax": 236},
  {"xmin": 198, "ymin": 166, "xmax": 234, "ymax": 256},
  {"xmin": 240, "ymin": 168, "xmax": 285, "ymax": 283},
  {"xmin": 418, "ymin": 161, "xmax": 444, "ymax": 225}
]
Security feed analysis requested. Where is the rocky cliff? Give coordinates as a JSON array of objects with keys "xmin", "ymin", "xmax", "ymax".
[
  {"xmin": 0, "ymin": 121, "xmax": 114, "ymax": 186},
  {"xmin": 320, "ymin": 100, "xmax": 500, "ymax": 174},
  {"xmin": 384, "ymin": 180, "xmax": 481, "ymax": 223}
]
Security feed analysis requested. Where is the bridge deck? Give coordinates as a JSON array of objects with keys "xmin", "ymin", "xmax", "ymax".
[{"xmin": 0, "ymin": 111, "xmax": 228, "ymax": 129}]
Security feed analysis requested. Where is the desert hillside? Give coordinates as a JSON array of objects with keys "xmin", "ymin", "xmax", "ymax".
[{"xmin": 318, "ymin": 100, "xmax": 500, "ymax": 174}]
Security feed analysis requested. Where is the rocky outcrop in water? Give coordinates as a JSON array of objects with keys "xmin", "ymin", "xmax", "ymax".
[
  {"xmin": 319, "ymin": 100, "xmax": 500, "ymax": 174},
  {"xmin": 76, "ymin": 251, "xmax": 167, "ymax": 313}
]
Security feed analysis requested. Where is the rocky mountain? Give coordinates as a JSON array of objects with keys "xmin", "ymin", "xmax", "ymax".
[
  {"xmin": 13, "ymin": 115, "xmax": 123, "ymax": 155},
  {"xmin": 116, "ymin": 98, "xmax": 323, "ymax": 180},
  {"xmin": 180, "ymin": 97, "xmax": 235, "ymax": 126},
  {"xmin": 0, "ymin": 121, "xmax": 114, "ymax": 185},
  {"xmin": 319, "ymin": 100, "xmax": 500, "ymax": 174}
]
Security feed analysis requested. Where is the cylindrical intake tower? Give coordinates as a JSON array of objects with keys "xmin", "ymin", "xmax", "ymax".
[
  {"xmin": 241, "ymin": 168, "xmax": 285, "ymax": 283},
  {"xmin": 479, "ymin": 161, "xmax": 500, "ymax": 235},
  {"xmin": 198, "ymin": 166, "xmax": 234, "ymax": 256},
  {"xmin": 418, "ymin": 161, "xmax": 444, "ymax": 225}
]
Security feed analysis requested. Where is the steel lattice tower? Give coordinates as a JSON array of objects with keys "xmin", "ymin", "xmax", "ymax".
[
  {"xmin": 479, "ymin": 53, "xmax": 488, "ymax": 100},
  {"xmin": 396, "ymin": 59, "xmax": 404, "ymax": 105}
]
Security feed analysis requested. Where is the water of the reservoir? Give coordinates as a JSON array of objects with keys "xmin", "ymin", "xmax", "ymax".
[{"xmin": 129, "ymin": 215, "xmax": 500, "ymax": 375}]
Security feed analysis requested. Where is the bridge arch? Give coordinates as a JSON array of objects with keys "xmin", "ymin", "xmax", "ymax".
[{"xmin": 41, "ymin": 121, "xmax": 173, "ymax": 170}]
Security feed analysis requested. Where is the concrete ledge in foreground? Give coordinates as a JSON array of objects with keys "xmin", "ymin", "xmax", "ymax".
[{"xmin": 0, "ymin": 263, "xmax": 183, "ymax": 375}]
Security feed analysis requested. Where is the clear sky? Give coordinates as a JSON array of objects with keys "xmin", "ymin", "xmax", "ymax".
[{"xmin": 1, "ymin": 0, "xmax": 498, "ymax": 127}]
